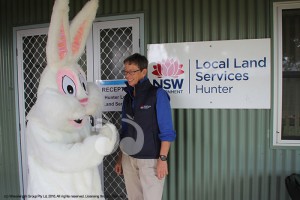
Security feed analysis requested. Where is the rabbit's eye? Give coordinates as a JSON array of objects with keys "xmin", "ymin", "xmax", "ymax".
[
  {"xmin": 62, "ymin": 75, "xmax": 76, "ymax": 96},
  {"xmin": 79, "ymin": 73, "xmax": 88, "ymax": 94}
]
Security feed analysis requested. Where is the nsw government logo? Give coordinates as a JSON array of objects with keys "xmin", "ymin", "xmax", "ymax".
[{"xmin": 151, "ymin": 58, "xmax": 184, "ymax": 94}]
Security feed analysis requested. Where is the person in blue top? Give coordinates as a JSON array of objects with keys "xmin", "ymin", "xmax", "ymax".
[{"xmin": 114, "ymin": 53, "xmax": 176, "ymax": 200}]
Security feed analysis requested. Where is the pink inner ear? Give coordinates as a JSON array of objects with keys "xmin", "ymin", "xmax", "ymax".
[
  {"xmin": 58, "ymin": 23, "xmax": 68, "ymax": 60},
  {"xmin": 72, "ymin": 20, "xmax": 87, "ymax": 55}
]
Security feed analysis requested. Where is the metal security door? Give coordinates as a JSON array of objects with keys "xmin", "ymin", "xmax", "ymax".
[
  {"xmin": 17, "ymin": 28, "xmax": 48, "ymax": 195},
  {"xmin": 92, "ymin": 18, "xmax": 140, "ymax": 200},
  {"xmin": 16, "ymin": 27, "xmax": 89, "ymax": 196}
]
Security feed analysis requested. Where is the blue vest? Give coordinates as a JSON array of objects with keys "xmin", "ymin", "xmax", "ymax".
[{"xmin": 122, "ymin": 79, "xmax": 160, "ymax": 159}]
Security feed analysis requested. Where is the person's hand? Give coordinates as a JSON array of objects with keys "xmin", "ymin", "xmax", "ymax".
[
  {"xmin": 114, "ymin": 161, "xmax": 123, "ymax": 175},
  {"xmin": 156, "ymin": 159, "xmax": 168, "ymax": 180}
]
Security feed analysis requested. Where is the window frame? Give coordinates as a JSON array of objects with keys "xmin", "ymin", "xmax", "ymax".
[{"xmin": 273, "ymin": 1, "xmax": 300, "ymax": 147}]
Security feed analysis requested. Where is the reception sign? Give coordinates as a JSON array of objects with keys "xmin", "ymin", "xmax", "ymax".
[
  {"xmin": 147, "ymin": 39, "xmax": 271, "ymax": 109},
  {"xmin": 96, "ymin": 80, "xmax": 126, "ymax": 112}
]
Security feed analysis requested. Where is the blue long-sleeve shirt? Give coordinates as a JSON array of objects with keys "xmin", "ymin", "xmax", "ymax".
[{"xmin": 156, "ymin": 88, "xmax": 176, "ymax": 141}]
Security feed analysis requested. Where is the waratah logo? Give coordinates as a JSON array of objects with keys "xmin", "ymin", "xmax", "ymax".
[
  {"xmin": 140, "ymin": 105, "xmax": 151, "ymax": 110},
  {"xmin": 152, "ymin": 58, "xmax": 184, "ymax": 78}
]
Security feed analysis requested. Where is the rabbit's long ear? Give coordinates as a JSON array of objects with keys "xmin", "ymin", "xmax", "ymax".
[
  {"xmin": 70, "ymin": 0, "xmax": 98, "ymax": 62},
  {"xmin": 46, "ymin": 0, "xmax": 71, "ymax": 66}
]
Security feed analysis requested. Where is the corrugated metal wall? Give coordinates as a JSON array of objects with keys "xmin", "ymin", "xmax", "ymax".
[{"xmin": 1, "ymin": 0, "xmax": 300, "ymax": 200}]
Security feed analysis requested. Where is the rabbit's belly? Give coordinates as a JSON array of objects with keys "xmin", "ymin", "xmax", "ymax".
[{"xmin": 27, "ymin": 159, "xmax": 103, "ymax": 197}]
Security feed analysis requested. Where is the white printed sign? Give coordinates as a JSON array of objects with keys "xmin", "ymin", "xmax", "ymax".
[
  {"xmin": 147, "ymin": 39, "xmax": 271, "ymax": 109},
  {"xmin": 96, "ymin": 80, "xmax": 126, "ymax": 111}
]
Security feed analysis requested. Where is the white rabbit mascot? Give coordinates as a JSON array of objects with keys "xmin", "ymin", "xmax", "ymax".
[{"xmin": 25, "ymin": 0, "xmax": 117, "ymax": 199}]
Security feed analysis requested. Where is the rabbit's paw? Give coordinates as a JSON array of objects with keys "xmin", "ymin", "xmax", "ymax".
[
  {"xmin": 99, "ymin": 123, "xmax": 118, "ymax": 154},
  {"xmin": 95, "ymin": 136, "xmax": 111, "ymax": 155}
]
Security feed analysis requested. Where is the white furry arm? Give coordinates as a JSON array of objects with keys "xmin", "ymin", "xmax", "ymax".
[{"xmin": 26, "ymin": 121, "xmax": 109, "ymax": 173}]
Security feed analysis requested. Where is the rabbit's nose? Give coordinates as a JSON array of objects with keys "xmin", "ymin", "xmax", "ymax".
[{"xmin": 79, "ymin": 98, "xmax": 89, "ymax": 106}]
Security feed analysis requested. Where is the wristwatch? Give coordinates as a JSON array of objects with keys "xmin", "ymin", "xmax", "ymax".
[{"xmin": 159, "ymin": 155, "xmax": 167, "ymax": 161}]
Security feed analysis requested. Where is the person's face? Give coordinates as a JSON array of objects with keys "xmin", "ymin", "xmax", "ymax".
[{"xmin": 124, "ymin": 62, "xmax": 147, "ymax": 87}]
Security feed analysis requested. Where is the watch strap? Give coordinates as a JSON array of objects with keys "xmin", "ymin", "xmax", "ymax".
[{"xmin": 159, "ymin": 155, "xmax": 167, "ymax": 161}]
